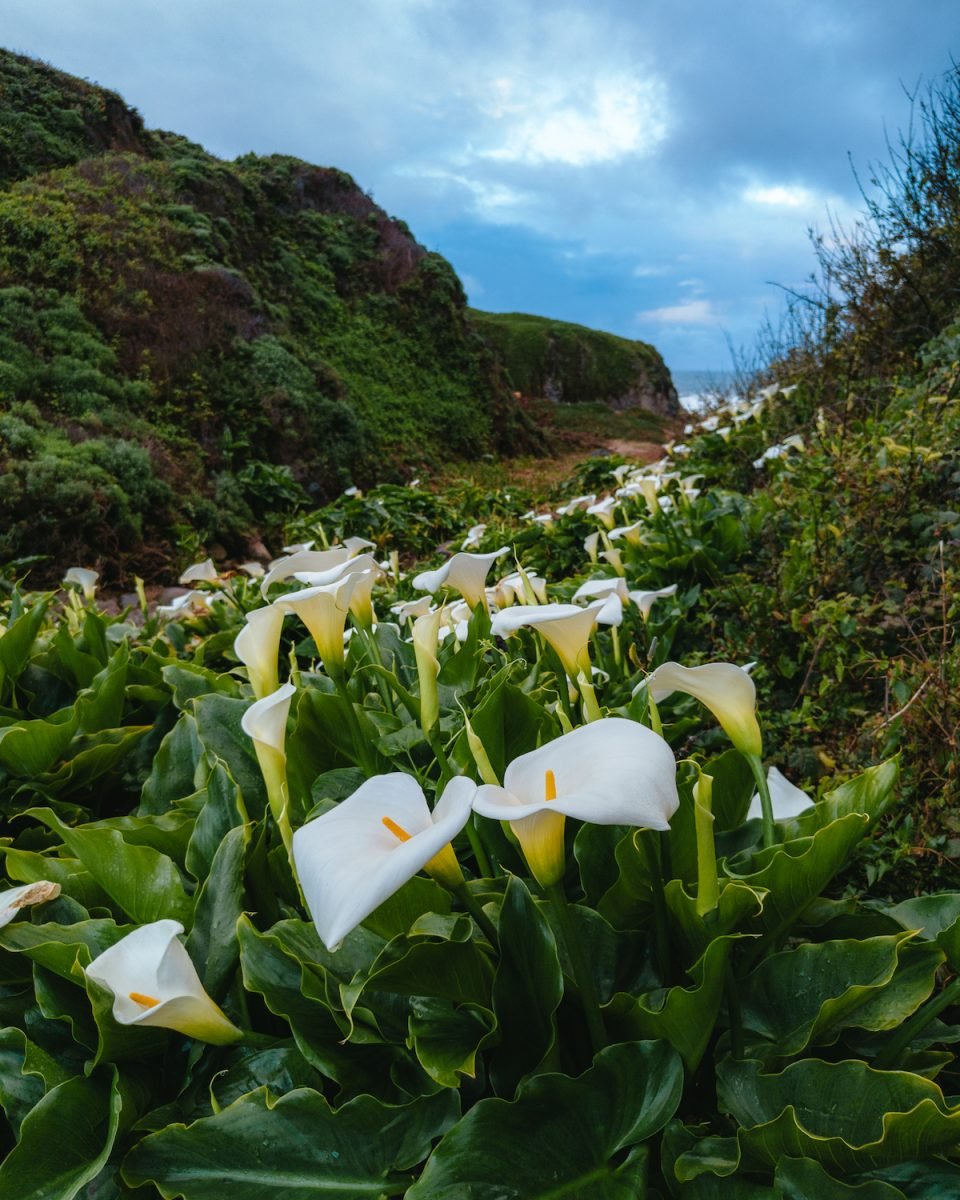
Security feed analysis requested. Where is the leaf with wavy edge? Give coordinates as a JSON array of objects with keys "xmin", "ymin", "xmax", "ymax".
[
  {"xmin": 123, "ymin": 1085, "xmax": 458, "ymax": 1200},
  {"xmin": 605, "ymin": 935, "xmax": 742, "ymax": 1070},
  {"xmin": 740, "ymin": 934, "xmax": 942, "ymax": 1055},
  {"xmin": 774, "ymin": 1156, "xmax": 906, "ymax": 1198},
  {"xmin": 886, "ymin": 892, "xmax": 960, "ymax": 971},
  {"xmin": 676, "ymin": 1057, "xmax": 960, "ymax": 1180},
  {"xmin": 407, "ymin": 1040, "xmax": 682, "ymax": 1200}
]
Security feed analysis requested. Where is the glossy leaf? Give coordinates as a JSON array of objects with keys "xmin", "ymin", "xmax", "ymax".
[{"xmin": 408, "ymin": 1040, "xmax": 683, "ymax": 1200}]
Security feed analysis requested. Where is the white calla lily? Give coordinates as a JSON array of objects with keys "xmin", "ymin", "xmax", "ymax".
[
  {"xmin": 586, "ymin": 497, "xmax": 618, "ymax": 529},
  {"xmin": 583, "ymin": 531, "xmax": 600, "ymax": 562},
  {"xmin": 85, "ymin": 920, "xmax": 241, "ymax": 1044},
  {"xmin": 343, "ymin": 536, "xmax": 376, "ymax": 555},
  {"xmin": 628, "ymin": 584, "xmax": 678, "ymax": 621},
  {"xmin": 241, "ymin": 682, "xmax": 297, "ymax": 852},
  {"xmin": 0, "ymin": 881, "xmax": 61, "ymax": 928},
  {"xmin": 413, "ymin": 606, "xmax": 444, "ymax": 735},
  {"xmin": 277, "ymin": 574, "xmax": 359, "ymax": 673},
  {"xmin": 412, "ymin": 547, "xmax": 510, "ymax": 609},
  {"xmin": 647, "ymin": 660, "xmax": 762, "ymax": 756},
  {"xmin": 63, "ymin": 567, "xmax": 99, "ymax": 600},
  {"xmin": 178, "ymin": 559, "xmax": 219, "ymax": 585},
  {"xmin": 391, "ymin": 596, "xmax": 433, "ymax": 622},
  {"xmin": 473, "ymin": 718, "xmax": 678, "ymax": 886},
  {"xmin": 156, "ymin": 591, "xmax": 210, "ymax": 620},
  {"xmin": 260, "ymin": 548, "xmax": 351, "ymax": 597},
  {"xmin": 572, "ymin": 577, "xmax": 629, "ymax": 604},
  {"xmin": 233, "ymin": 605, "xmax": 286, "ymax": 699},
  {"xmin": 490, "ymin": 603, "xmax": 600, "ymax": 679},
  {"xmin": 609, "ymin": 521, "xmax": 645, "ymax": 547},
  {"xmin": 746, "ymin": 766, "xmax": 814, "ymax": 821},
  {"xmin": 293, "ymin": 774, "xmax": 477, "ymax": 950},
  {"xmin": 461, "ymin": 523, "xmax": 487, "ymax": 550}
]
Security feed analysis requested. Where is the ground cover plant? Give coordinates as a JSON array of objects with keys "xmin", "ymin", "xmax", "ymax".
[{"xmin": 0, "ymin": 379, "xmax": 957, "ymax": 1197}]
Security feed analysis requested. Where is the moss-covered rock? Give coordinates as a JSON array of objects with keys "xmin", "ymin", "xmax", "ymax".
[{"xmin": 468, "ymin": 309, "xmax": 679, "ymax": 416}]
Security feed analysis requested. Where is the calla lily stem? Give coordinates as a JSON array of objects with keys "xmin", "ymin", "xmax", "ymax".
[
  {"xmin": 875, "ymin": 973, "xmax": 960, "ymax": 1069},
  {"xmin": 745, "ymin": 752, "xmax": 776, "ymax": 849},
  {"xmin": 545, "ymin": 882, "xmax": 606, "ymax": 1058},
  {"xmin": 453, "ymin": 884, "xmax": 499, "ymax": 948},
  {"xmin": 429, "ymin": 729, "xmax": 493, "ymax": 878}
]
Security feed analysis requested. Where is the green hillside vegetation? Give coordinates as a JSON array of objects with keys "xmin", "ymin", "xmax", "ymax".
[
  {"xmin": 468, "ymin": 308, "xmax": 677, "ymax": 413},
  {"xmin": 0, "ymin": 50, "xmax": 552, "ymax": 580}
]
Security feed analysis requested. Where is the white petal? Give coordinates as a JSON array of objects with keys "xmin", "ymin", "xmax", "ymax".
[{"xmin": 240, "ymin": 682, "xmax": 296, "ymax": 753}]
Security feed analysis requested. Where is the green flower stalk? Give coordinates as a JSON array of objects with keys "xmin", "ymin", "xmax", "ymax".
[
  {"xmin": 693, "ymin": 769, "xmax": 719, "ymax": 916},
  {"xmin": 413, "ymin": 606, "xmax": 444, "ymax": 737}
]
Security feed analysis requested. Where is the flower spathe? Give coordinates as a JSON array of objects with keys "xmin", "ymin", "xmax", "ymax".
[
  {"xmin": 276, "ymin": 574, "xmax": 359, "ymax": 673},
  {"xmin": 490, "ymin": 603, "xmax": 600, "ymax": 679},
  {"xmin": 746, "ymin": 766, "xmax": 814, "ymax": 821},
  {"xmin": 412, "ymin": 547, "xmax": 510, "ymax": 609},
  {"xmin": 241, "ymin": 682, "xmax": 297, "ymax": 852},
  {"xmin": 63, "ymin": 567, "xmax": 99, "ymax": 600},
  {"xmin": 85, "ymin": 920, "xmax": 242, "ymax": 1044},
  {"xmin": 233, "ymin": 604, "xmax": 286, "ymax": 699},
  {"xmin": 260, "ymin": 548, "xmax": 351, "ymax": 597},
  {"xmin": 647, "ymin": 660, "xmax": 763, "ymax": 757},
  {"xmin": 474, "ymin": 718, "xmax": 679, "ymax": 886},
  {"xmin": 0, "ymin": 881, "xmax": 61, "ymax": 929},
  {"xmin": 293, "ymin": 774, "xmax": 477, "ymax": 950}
]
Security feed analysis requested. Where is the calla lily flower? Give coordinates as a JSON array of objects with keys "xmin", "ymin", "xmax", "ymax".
[
  {"xmin": 276, "ymin": 574, "xmax": 359, "ymax": 673},
  {"xmin": 343, "ymin": 536, "xmax": 376, "ymax": 555},
  {"xmin": 461, "ymin": 523, "xmax": 487, "ymax": 550},
  {"xmin": 179, "ymin": 558, "xmax": 220, "ymax": 585},
  {"xmin": 260, "ymin": 548, "xmax": 351, "ymax": 597},
  {"xmin": 746, "ymin": 766, "xmax": 814, "ymax": 821},
  {"xmin": 609, "ymin": 521, "xmax": 645, "ymax": 547},
  {"xmin": 646, "ymin": 660, "xmax": 762, "ymax": 756},
  {"xmin": 589, "ymin": 593, "xmax": 624, "ymax": 626},
  {"xmin": 0, "ymin": 881, "xmax": 61, "ymax": 928},
  {"xmin": 586, "ymin": 497, "xmax": 618, "ymax": 529},
  {"xmin": 473, "ymin": 718, "xmax": 678, "ymax": 886},
  {"xmin": 391, "ymin": 596, "xmax": 434, "ymax": 622},
  {"xmin": 241, "ymin": 682, "xmax": 297, "ymax": 852},
  {"xmin": 293, "ymin": 774, "xmax": 477, "ymax": 950},
  {"xmin": 238, "ymin": 561, "xmax": 266, "ymax": 578},
  {"xmin": 572, "ymin": 577, "xmax": 629, "ymax": 604},
  {"xmin": 412, "ymin": 547, "xmax": 510, "ymax": 609},
  {"xmin": 234, "ymin": 605, "xmax": 286, "ymax": 699},
  {"xmin": 490, "ymin": 603, "xmax": 600, "ymax": 679},
  {"xmin": 156, "ymin": 591, "xmax": 210, "ymax": 620},
  {"xmin": 63, "ymin": 567, "xmax": 99, "ymax": 600},
  {"xmin": 413, "ymin": 606, "xmax": 444, "ymax": 735},
  {"xmin": 583, "ymin": 531, "xmax": 600, "ymax": 562},
  {"xmin": 493, "ymin": 570, "xmax": 548, "ymax": 607},
  {"xmin": 85, "ymin": 920, "xmax": 241, "ymax": 1044},
  {"xmin": 282, "ymin": 540, "xmax": 315, "ymax": 554},
  {"xmin": 600, "ymin": 547, "xmax": 625, "ymax": 575},
  {"xmin": 628, "ymin": 584, "xmax": 678, "ymax": 621}
]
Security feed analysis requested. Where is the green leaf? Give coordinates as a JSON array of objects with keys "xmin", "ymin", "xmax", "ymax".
[
  {"xmin": 886, "ymin": 892, "xmax": 960, "ymax": 971},
  {"xmin": 192, "ymin": 694, "xmax": 266, "ymax": 817},
  {"xmin": 490, "ymin": 875, "xmax": 562, "ymax": 1095},
  {"xmin": 1, "ymin": 846, "xmax": 111, "ymax": 911},
  {"xmin": 75, "ymin": 645, "xmax": 128, "ymax": 734},
  {"xmin": 465, "ymin": 670, "xmax": 557, "ymax": 780},
  {"xmin": 678, "ymin": 1057, "xmax": 960, "ymax": 1179},
  {"xmin": 408, "ymin": 1040, "xmax": 683, "ymax": 1200},
  {"xmin": 407, "ymin": 997, "xmax": 497, "ymax": 1087},
  {"xmin": 0, "ymin": 597, "xmax": 50, "ymax": 694},
  {"xmin": 184, "ymin": 761, "xmax": 249, "ymax": 883},
  {"xmin": 0, "ymin": 706, "xmax": 78, "ymax": 776},
  {"xmin": 739, "ymin": 934, "xmax": 943, "ymax": 1055},
  {"xmin": 140, "ymin": 714, "xmax": 203, "ymax": 815},
  {"xmin": 186, "ymin": 827, "xmax": 246, "ymax": 996},
  {"xmin": 703, "ymin": 748, "xmax": 755, "ymax": 832},
  {"xmin": 162, "ymin": 662, "xmax": 240, "ymax": 709},
  {"xmin": 26, "ymin": 808, "xmax": 192, "ymax": 927},
  {"xmin": 774, "ymin": 1157, "xmax": 906, "ymax": 1199},
  {"xmin": 0, "ymin": 918, "xmax": 130, "ymax": 979},
  {"xmin": 605, "ymin": 935, "xmax": 736, "ymax": 1070},
  {"xmin": 122, "ymin": 1085, "xmax": 457, "ymax": 1199},
  {"xmin": 0, "ymin": 1067, "xmax": 121, "ymax": 1200}
]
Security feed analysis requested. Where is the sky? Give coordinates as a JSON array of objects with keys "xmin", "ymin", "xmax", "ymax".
[{"xmin": 3, "ymin": 1, "xmax": 958, "ymax": 371}]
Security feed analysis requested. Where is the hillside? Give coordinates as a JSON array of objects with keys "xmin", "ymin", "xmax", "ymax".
[
  {"xmin": 469, "ymin": 309, "xmax": 678, "ymax": 416},
  {"xmin": 3, "ymin": 50, "xmax": 673, "ymax": 580}
]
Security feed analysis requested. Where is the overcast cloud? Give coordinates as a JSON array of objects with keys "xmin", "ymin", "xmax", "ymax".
[{"xmin": 4, "ymin": 0, "xmax": 957, "ymax": 369}]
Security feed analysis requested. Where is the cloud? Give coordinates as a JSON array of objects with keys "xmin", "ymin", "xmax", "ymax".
[
  {"xmin": 744, "ymin": 184, "xmax": 814, "ymax": 208},
  {"xmin": 638, "ymin": 299, "xmax": 719, "ymax": 326},
  {"xmin": 476, "ymin": 74, "xmax": 669, "ymax": 167}
]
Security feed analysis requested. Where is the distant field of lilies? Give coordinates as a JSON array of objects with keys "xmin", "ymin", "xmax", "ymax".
[{"xmin": 0, "ymin": 381, "xmax": 958, "ymax": 1198}]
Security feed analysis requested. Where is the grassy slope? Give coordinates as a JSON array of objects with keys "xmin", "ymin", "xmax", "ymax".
[{"xmin": 0, "ymin": 51, "xmax": 542, "ymax": 579}]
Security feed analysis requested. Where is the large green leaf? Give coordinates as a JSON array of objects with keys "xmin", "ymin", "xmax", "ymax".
[
  {"xmin": 739, "ymin": 934, "xmax": 942, "ymax": 1055},
  {"xmin": 192, "ymin": 694, "xmax": 266, "ymax": 816},
  {"xmin": 774, "ymin": 1157, "xmax": 906, "ymax": 1199},
  {"xmin": 75, "ymin": 646, "xmax": 128, "ymax": 734},
  {"xmin": 886, "ymin": 892, "xmax": 960, "ymax": 971},
  {"xmin": 490, "ymin": 875, "xmax": 562, "ymax": 1095},
  {"xmin": 1, "ymin": 846, "xmax": 111, "ymax": 911},
  {"xmin": 140, "ymin": 713, "xmax": 203, "ymax": 815},
  {"xmin": 0, "ymin": 597, "xmax": 50, "ymax": 695},
  {"xmin": 185, "ymin": 826, "xmax": 246, "ymax": 996},
  {"xmin": 407, "ymin": 997, "xmax": 497, "ymax": 1087},
  {"xmin": 0, "ymin": 706, "xmax": 78, "ymax": 776},
  {"xmin": 677, "ymin": 1057, "xmax": 960, "ymax": 1179},
  {"xmin": 184, "ymin": 761, "xmax": 249, "ymax": 883},
  {"xmin": 605, "ymin": 935, "xmax": 736, "ymax": 1070},
  {"xmin": 122, "ymin": 1085, "xmax": 457, "ymax": 1199},
  {"xmin": 26, "ymin": 808, "xmax": 192, "ymax": 927},
  {"xmin": 464, "ymin": 670, "xmax": 557, "ymax": 780},
  {"xmin": 408, "ymin": 1040, "xmax": 683, "ymax": 1199},
  {"xmin": 0, "ymin": 1067, "xmax": 121, "ymax": 1200}
]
